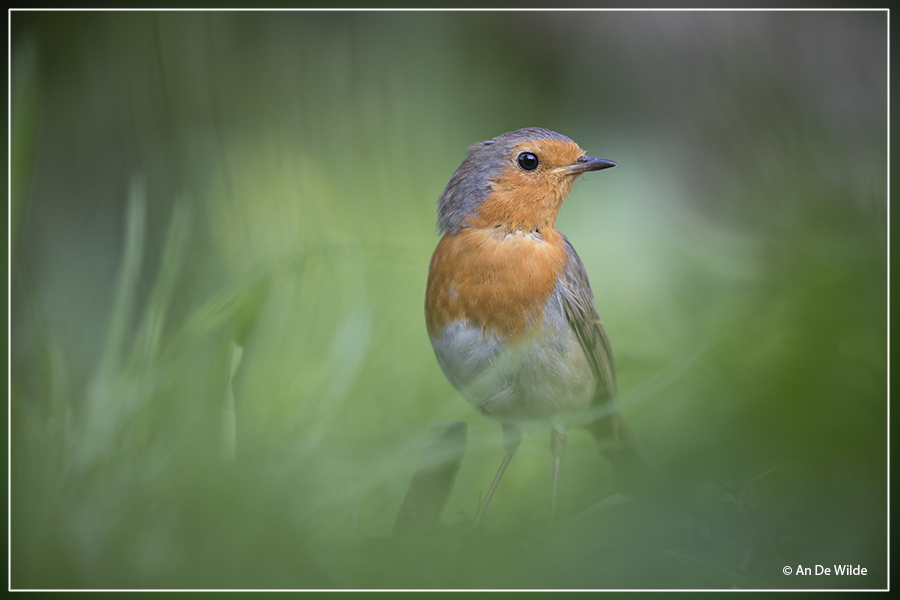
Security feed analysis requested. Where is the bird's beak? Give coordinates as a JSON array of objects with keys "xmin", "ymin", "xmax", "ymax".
[{"xmin": 555, "ymin": 155, "xmax": 618, "ymax": 175}]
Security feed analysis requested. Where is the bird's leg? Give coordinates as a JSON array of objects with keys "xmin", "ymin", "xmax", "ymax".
[
  {"xmin": 550, "ymin": 425, "xmax": 567, "ymax": 528},
  {"xmin": 473, "ymin": 423, "xmax": 521, "ymax": 529}
]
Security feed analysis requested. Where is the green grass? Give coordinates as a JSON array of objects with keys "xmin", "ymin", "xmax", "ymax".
[{"xmin": 10, "ymin": 11, "xmax": 886, "ymax": 590}]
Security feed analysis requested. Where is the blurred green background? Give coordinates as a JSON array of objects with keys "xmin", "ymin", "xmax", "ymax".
[{"xmin": 10, "ymin": 10, "xmax": 886, "ymax": 590}]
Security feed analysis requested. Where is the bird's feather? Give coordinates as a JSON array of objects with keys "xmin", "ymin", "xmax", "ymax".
[{"xmin": 559, "ymin": 236, "xmax": 651, "ymax": 488}]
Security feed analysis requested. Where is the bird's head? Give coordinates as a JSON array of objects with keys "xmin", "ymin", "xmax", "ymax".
[{"xmin": 437, "ymin": 127, "xmax": 617, "ymax": 234}]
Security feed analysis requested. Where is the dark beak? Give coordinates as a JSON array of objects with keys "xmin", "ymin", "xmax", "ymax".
[{"xmin": 556, "ymin": 155, "xmax": 618, "ymax": 175}]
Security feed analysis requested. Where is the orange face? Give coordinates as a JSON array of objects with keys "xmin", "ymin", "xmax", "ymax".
[{"xmin": 464, "ymin": 139, "xmax": 588, "ymax": 232}]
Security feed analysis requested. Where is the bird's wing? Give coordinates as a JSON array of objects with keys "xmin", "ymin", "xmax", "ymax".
[
  {"xmin": 559, "ymin": 235, "xmax": 651, "ymax": 484},
  {"xmin": 558, "ymin": 235, "xmax": 617, "ymax": 409}
]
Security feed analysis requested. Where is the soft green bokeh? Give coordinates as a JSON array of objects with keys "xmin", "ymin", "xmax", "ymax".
[{"xmin": 11, "ymin": 11, "xmax": 886, "ymax": 589}]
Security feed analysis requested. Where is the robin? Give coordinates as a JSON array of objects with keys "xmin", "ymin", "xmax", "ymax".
[{"xmin": 425, "ymin": 127, "xmax": 649, "ymax": 527}]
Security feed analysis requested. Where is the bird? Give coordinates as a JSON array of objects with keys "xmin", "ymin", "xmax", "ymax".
[{"xmin": 424, "ymin": 127, "xmax": 648, "ymax": 528}]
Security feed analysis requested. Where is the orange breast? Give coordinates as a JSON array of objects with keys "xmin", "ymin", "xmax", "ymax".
[{"xmin": 425, "ymin": 227, "xmax": 568, "ymax": 341}]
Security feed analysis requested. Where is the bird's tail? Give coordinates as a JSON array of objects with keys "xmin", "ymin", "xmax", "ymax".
[{"xmin": 588, "ymin": 413, "xmax": 652, "ymax": 493}]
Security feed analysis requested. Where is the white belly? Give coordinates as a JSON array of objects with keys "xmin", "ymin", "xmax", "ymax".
[{"xmin": 430, "ymin": 288, "xmax": 596, "ymax": 425}]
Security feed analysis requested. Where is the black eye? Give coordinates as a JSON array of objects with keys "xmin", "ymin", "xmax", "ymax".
[{"xmin": 516, "ymin": 152, "xmax": 539, "ymax": 171}]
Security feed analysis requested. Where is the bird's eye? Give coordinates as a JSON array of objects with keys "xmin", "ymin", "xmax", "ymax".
[{"xmin": 516, "ymin": 152, "xmax": 539, "ymax": 171}]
